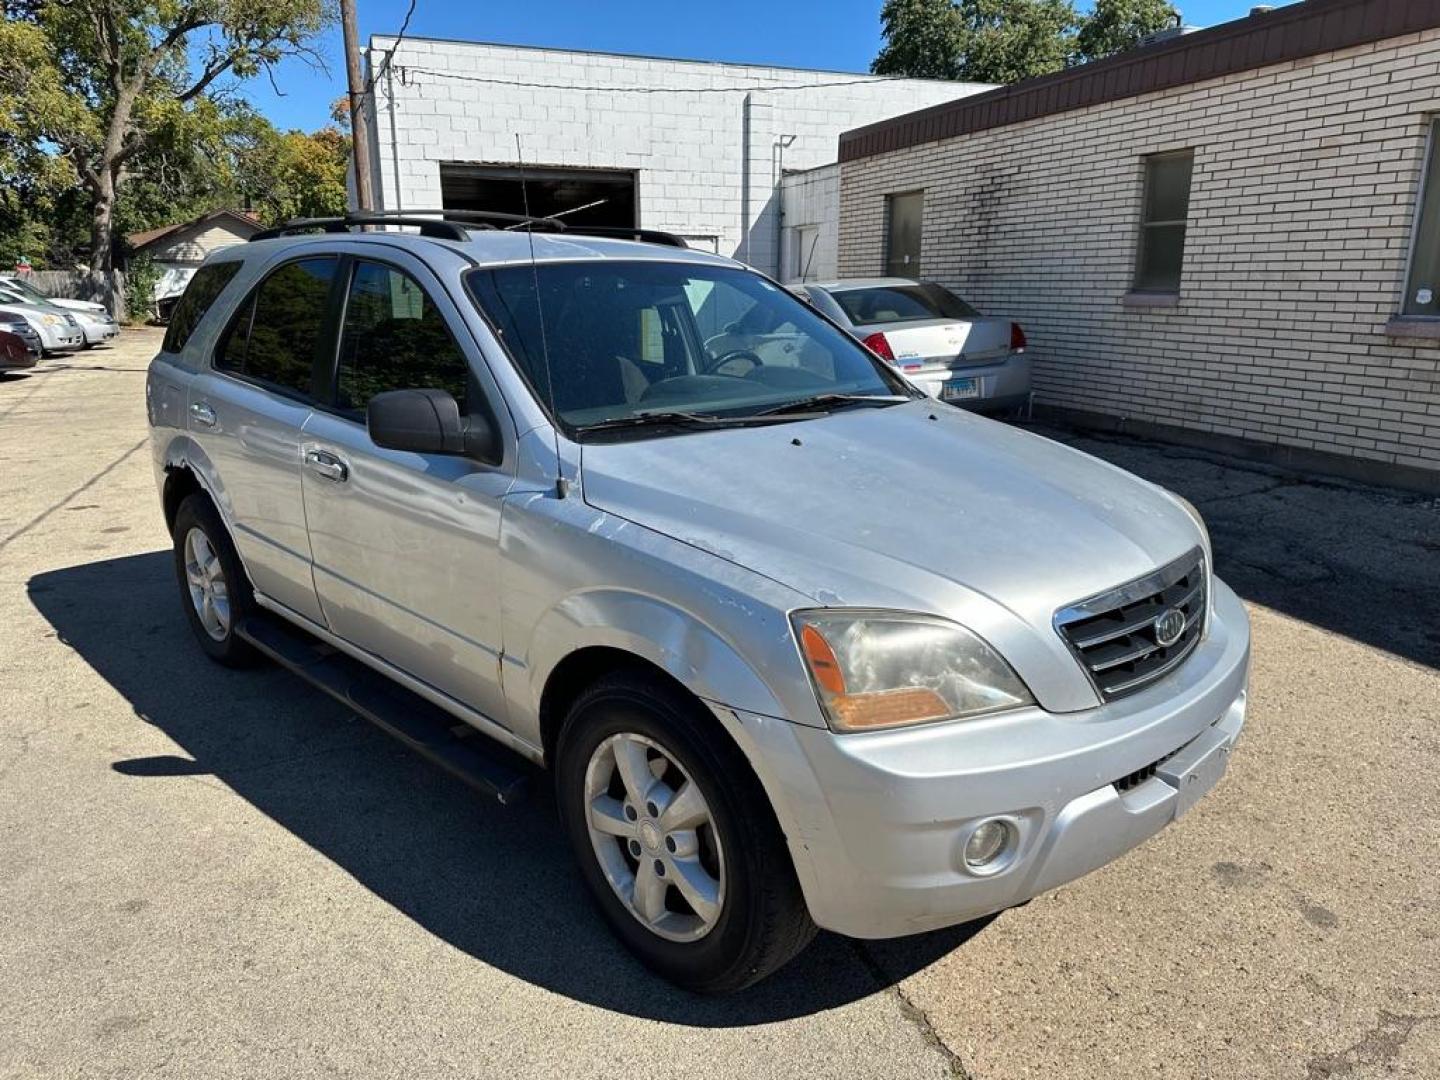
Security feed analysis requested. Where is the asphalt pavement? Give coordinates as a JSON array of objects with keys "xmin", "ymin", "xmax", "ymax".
[{"xmin": 2, "ymin": 329, "xmax": 1436, "ymax": 1079}]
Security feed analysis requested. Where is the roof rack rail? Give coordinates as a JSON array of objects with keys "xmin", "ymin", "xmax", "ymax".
[
  {"xmin": 249, "ymin": 210, "xmax": 688, "ymax": 249},
  {"xmin": 249, "ymin": 208, "xmax": 568, "ymax": 243},
  {"xmin": 554, "ymin": 226, "xmax": 689, "ymax": 249}
]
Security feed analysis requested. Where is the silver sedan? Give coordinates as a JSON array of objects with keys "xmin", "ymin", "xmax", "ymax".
[{"xmin": 793, "ymin": 278, "xmax": 1030, "ymax": 412}]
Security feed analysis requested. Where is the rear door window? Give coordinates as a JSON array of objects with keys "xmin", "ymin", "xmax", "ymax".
[
  {"xmin": 333, "ymin": 260, "xmax": 470, "ymax": 414},
  {"xmin": 214, "ymin": 257, "xmax": 336, "ymax": 396},
  {"xmin": 833, "ymin": 284, "xmax": 980, "ymax": 327},
  {"xmin": 163, "ymin": 262, "xmax": 242, "ymax": 353}
]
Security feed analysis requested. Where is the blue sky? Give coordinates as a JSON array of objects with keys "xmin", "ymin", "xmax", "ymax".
[{"xmin": 240, "ymin": 1, "xmax": 1295, "ymax": 132}]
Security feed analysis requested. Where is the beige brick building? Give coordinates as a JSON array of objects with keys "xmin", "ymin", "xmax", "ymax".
[{"xmin": 836, "ymin": 0, "xmax": 1440, "ymax": 492}]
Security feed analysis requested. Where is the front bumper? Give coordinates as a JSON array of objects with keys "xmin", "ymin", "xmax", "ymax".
[
  {"xmin": 78, "ymin": 318, "xmax": 119, "ymax": 344},
  {"xmin": 721, "ymin": 576, "xmax": 1250, "ymax": 940}
]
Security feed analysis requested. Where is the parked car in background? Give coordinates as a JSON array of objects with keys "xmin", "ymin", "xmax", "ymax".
[
  {"xmin": 0, "ymin": 325, "xmax": 38, "ymax": 370},
  {"xmin": 0, "ymin": 313, "xmax": 43, "ymax": 364},
  {"xmin": 149, "ymin": 214, "xmax": 1248, "ymax": 993},
  {"xmin": 792, "ymin": 279, "xmax": 1030, "ymax": 413},
  {"xmin": 0, "ymin": 277, "xmax": 118, "ymax": 346},
  {"xmin": 0, "ymin": 302, "xmax": 83, "ymax": 355}
]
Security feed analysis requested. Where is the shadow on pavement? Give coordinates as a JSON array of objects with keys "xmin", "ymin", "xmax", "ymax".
[
  {"xmin": 1026, "ymin": 424, "xmax": 1440, "ymax": 670},
  {"xmin": 28, "ymin": 550, "xmax": 990, "ymax": 1024}
]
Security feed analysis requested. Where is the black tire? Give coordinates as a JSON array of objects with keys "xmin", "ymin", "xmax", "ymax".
[
  {"xmin": 171, "ymin": 492, "xmax": 261, "ymax": 667},
  {"xmin": 556, "ymin": 670, "xmax": 816, "ymax": 993}
]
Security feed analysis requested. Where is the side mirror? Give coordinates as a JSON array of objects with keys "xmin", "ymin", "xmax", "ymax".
[{"xmin": 366, "ymin": 388, "xmax": 500, "ymax": 462}]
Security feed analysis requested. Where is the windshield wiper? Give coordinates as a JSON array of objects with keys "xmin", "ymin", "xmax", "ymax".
[
  {"xmin": 751, "ymin": 393, "xmax": 913, "ymax": 417},
  {"xmin": 574, "ymin": 409, "xmax": 822, "ymax": 436}
]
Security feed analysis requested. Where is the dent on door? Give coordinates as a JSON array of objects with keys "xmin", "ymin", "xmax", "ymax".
[{"xmin": 298, "ymin": 410, "xmax": 512, "ymax": 726}]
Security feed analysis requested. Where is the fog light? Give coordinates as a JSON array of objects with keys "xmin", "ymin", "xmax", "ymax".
[{"xmin": 963, "ymin": 818, "xmax": 1015, "ymax": 873}]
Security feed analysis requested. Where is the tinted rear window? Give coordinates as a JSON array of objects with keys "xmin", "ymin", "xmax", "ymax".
[
  {"xmin": 163, "ymin": 262, "xmax": 242, "ymax": 353},
  {"xmin": 832, "ymin": 284, "xmax": 980, "ymax": 327},
  {"xmin": 214, "ymin": 257, "xmax": 336, "ymax": 396}
]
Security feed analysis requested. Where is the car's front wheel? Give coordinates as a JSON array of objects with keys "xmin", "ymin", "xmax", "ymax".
[{"xmin": 556, "ymin": 671, "xmax": 816, "ymax": 993}]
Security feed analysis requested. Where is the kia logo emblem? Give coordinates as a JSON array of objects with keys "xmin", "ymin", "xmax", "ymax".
[{"xmin": 1153, "ymin": 608, "xmax": 1186, "ymax": 647}]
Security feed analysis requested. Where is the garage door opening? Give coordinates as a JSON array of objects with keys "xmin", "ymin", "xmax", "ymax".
[{"xmin": 439, "ymin": 164, "xmax": 636, "ymax": 228}]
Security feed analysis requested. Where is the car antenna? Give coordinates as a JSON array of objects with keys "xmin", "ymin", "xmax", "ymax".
[{"xmin": 516, "ymin": 132, "xmax": 567, "ymax": 499}]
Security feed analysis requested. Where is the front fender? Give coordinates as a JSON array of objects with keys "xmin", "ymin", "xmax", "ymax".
[{"xmin": 516, "ymin": 588, "xmax": 789, "ymax": 738}]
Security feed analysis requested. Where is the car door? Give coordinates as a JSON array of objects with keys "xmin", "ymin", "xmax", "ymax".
[
  {"xmin": 189, "ymin": 256, "xmax": 338, "ymax": 625},
  {"xmin": 299, "ymin": 253, "xmax": 514, "ymax": 726}
]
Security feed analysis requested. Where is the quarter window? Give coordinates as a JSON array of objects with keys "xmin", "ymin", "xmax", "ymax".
[
  {"xmin": 884, "ymin": 192, "xmax": 924, "ymax": 279},
  {"xmin": 334, "ymin": 261, "xmax": 470, "ymax": 413},
  {"xmin": 215, "ymin": 257, "xmax": 336, "ymax": 396},
  {"xmin": 163, "ymin": 261, "xmax": 241, "ymax": 353},
  {"xmin": 1403, "ymin": 119, "xmax": 1440, "ymax": 317},
  {"xmin": 1134, "ymin": 150, "xmax": 1194, "ymax": 293}
]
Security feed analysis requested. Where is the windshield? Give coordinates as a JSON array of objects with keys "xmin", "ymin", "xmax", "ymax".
[
  {"xmin": 832, "ymin": 283, "xmax": 980, "ymax": 327},
  {"xmin": 466, "ymin": 261, "xmax": 911, "ymax": 435},
  {"xmin": 1, "ymin": 278, "xmax": 50, "ymax": 305}
]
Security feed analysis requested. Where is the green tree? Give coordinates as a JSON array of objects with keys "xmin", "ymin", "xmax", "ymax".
[
  {"xmin": 231, "ymin": 117, "xmax": 350, "ymax": 225},
  {"xmin": 1074, "ymin": 0, "xmax": 1178, "ymax": 64},
  {"xmin": 3, "ymin": 0, "xmax": 332, "ymax": 288},
  {"xmin": 873, "ymin": 0, "xmax": 1079, "ymax": 84}
]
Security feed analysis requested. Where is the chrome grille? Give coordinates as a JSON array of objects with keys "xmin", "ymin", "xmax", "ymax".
[{"xmin": 1055, "ymin": 548, "xmax": 1207, "ymax": 701}]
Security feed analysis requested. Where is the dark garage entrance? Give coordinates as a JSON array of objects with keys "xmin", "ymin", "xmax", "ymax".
[{"xmin": 439, "ymin": 163, "xmax": 636, "ymax": 227}]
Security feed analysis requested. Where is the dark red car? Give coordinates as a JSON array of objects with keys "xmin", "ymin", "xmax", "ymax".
[{"xmin": 0, "ymin": 325, "xmax": 39, "ymax": 370}]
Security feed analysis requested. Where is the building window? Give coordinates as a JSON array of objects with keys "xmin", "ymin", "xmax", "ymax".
[
  {"xmin": 1403, "ymin": 120, "xmax": 1440, "ymax": 317},
  {"xmin": 885, "ymin": 192, "xmax": 923, "ymax": 279},
  {"xmin": 1134, "ymin": 151, "xmax": 1193, "ymax": 293}
]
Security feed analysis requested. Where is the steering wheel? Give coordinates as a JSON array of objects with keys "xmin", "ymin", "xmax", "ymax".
[{"xmin": 701, "ymin": 348, "xmax": 765, "ymax": 377}]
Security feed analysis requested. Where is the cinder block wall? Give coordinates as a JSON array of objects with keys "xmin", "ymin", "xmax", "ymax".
[
  {"xmin": 365, "ymin": 37, "xmax": 987, "ymax": 274},
  {"xmin": 838, "ymin": 30, "xmax": 1440, "ymax": 482}
]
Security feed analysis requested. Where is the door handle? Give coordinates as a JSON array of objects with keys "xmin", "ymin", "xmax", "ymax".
[
  {"xmin": 189, "ymin": 401, "xmax": 217, "ymax": 428},
  {"xmin": 304, "ymin": 449, "xmax": 349, "ymax": 483}
]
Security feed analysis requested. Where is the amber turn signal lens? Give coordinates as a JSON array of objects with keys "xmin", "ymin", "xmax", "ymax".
[
  {"xmin": 800, "ymin": 623, "xmax": 846, "ymax": 695},
  {"xmin": 831, "ymin": 687, "xmax": 951, "ymax": 730}
]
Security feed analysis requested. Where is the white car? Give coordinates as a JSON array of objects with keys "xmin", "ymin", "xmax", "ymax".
[
  {"xmin": 792, "ymin": 279, "xmax": 1030, "ymax": 413},
  {"xmin": 0, "ymin": 275, "xmax": 119, "ymax": 346},
  {"xmin": 0, "ymin": 301, "xmax": 83, "ymax": 354}
]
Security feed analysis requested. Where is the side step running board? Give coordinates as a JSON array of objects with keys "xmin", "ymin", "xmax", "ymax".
[{"xmin": 236, "ymin": 614, "xmax": 532, "ymax": 805}]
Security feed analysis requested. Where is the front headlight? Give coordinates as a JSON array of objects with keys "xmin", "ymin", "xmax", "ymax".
[{"xmin": 791, "ymin": 610, "xmax": 1034, "ymax": 732}]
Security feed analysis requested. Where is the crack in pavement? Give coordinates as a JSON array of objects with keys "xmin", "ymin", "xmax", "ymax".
[
  {"xmin": 0, "ymin": 437, "xmax": 148, "ymax": 553},
  {"xmin": 849, "ymin": 940, "xmax": 971, "ymax": 1078}
]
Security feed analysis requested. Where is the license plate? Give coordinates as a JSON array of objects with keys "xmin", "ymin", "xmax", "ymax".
[
  {"xmin": 1159, "ymin": 730, "xmax": 1232, "ymax": 820},
  {"xmin": 941, "ymin": 378, "xmax": 979, "ymax": 401}
]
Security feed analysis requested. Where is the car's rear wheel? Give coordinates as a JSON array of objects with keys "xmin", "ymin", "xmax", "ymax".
[
  {"xmin": 556, "ymin": 670, "xmax": 816, "ymax": 993},
  {"xmin": 171, "ymin": 492, "xmax": 260, "ymax": 667}
]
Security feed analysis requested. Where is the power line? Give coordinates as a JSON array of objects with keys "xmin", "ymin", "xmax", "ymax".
[{"xmin": 394, "ymin": 65, "xmax": 919, "ymax": 95}]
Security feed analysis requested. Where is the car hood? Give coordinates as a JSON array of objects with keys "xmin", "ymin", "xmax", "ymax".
[
  {"xmin": 579, "ymin": 402, "xmax": 1201, "ymax": 647},
  {"xmin": 48, "ymin": 297, "xmax": 107, "ymax": 314}
]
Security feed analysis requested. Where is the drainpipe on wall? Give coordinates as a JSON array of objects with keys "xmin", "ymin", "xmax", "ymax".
[
  {"xmin": 741, "ymin": 93, "xmax": 753, "ymax": 265},
  {"xmin": 773, "ymin": 134, "xmax": 796, "ymax": 279}
]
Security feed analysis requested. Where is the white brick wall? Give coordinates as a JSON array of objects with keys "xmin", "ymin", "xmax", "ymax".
[
  {"xmin": 838, "ymin": 30, "xmax": 1440, "ymax": 478},
  {"xmin": 363, "ymin": 37, "xmax": 988, "ymax": 275},
  {"xmin": 779, "ymin": 163, "xmax": 840, "ymax": 281}
]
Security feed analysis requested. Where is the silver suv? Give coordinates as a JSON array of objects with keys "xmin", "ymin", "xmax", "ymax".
[{"xmin": 146, "ymin": 213, "xmax": 1250, "ymax": 993}]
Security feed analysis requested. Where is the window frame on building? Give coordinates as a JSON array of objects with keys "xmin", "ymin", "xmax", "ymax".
[
  {"xmin": 884, "ymin": 191, "xmax": 924, "ymax": 280},
  {"xmin": 1132, "ymin": 149, "xmax": 1195, "ymax": 295},
  {"xmin": 1400, "ymin": 118, "xmax": 1440, "ymax": 320}
]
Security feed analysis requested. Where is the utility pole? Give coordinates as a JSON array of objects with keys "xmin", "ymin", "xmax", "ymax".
[{"xmin": 341, "ymin": 0, "xmax": 376, "ymax": 212}]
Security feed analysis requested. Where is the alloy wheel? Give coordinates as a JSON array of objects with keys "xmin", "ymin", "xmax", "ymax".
[
  {"xmin": 583, "ymin": 731, "xmax": 727, "ymax": 942},
  {"xmin": 183, "ymin": 526, "xmax": 231, "ymax": 641}
]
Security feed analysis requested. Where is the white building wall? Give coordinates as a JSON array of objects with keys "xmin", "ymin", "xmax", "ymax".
[
  {"xmin": 779, "ymin": 163, "xmax": 839, "ymax": 282},
  {"xmin": 363, "ymin": 37, "xmax": 989, "ymax": 274}
]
